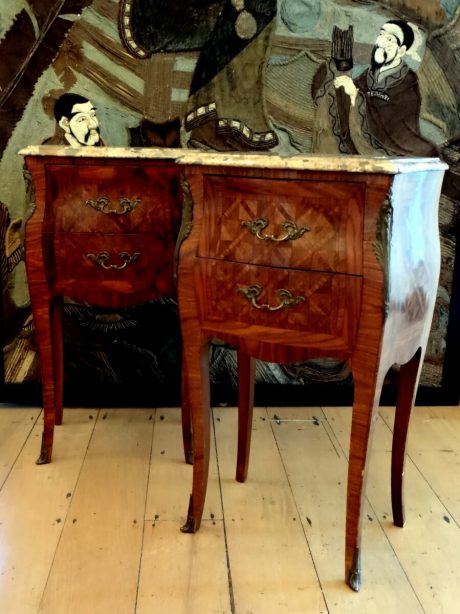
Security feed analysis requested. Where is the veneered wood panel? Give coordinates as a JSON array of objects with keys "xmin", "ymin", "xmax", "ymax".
[
  {"xmin": 52, "ymin": 232, "xmax": 176, "ymax": 300},
  {"xmin": 199, "ymin": 175, "xmax": 364, "ymax": 274},
  {"xmin": 46, "ymin": 163, "xmax": 181, "ymax": 234},
  {"xmin": 196, "ymin": 259, "xmax": 362, "ymax": 353}
]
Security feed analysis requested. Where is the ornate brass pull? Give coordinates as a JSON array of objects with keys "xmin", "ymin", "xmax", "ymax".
[
  {"xmin": 85, "ymin": 196, "xmax": 141, "ymax": 215},
  {"xmin": 86, "ymin": 251, "xmax": 140, "ymax": 270},
  {"xmin": 237, "ymin": 284, "xmax": 305, "ymax": 311},
  {"xmin": 241, "ymin": 217, "xmax": 309, "ymax": 242}
]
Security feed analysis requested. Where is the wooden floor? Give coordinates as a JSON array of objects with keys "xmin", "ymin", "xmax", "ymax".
[{"xmin": 1, "ymin": 404, "xmax": 460, "ymax": 613}]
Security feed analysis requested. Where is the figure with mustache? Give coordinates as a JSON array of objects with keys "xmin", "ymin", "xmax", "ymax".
[
  {"xmin": 43, "ymin": 93, "xmax": 104, "ymax": 147},
  {"xmin": 333, "ymin": 19, "xmax": 436, "ymax": 157}
]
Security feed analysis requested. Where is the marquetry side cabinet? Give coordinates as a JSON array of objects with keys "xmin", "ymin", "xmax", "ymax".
[
  {"xmin": 176, "ymin": 152, "xmax": 447, "ymax": 591},
  {"xmin": 20, "ymin": 145, "xmax": 184, "ymax": 464}
]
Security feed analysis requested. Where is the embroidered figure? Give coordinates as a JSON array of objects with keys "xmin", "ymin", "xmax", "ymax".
[
  {"xmin": 43, "ymin": 93, "xmax": 104, "ymax": 147},
  {"xmin": 333, "ymin": 20, "xmax": 437, "ymax": 156}
]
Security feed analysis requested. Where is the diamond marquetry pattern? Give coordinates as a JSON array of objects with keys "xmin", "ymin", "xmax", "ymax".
[{"xmin": 199, "ymin": 175, "xmax": 364, "ymax": 275}]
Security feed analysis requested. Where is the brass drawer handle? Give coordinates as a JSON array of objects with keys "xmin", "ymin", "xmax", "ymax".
[
  {"xmin": 241, "ymin": 217, "xmax": 309, "ymax": 242},
  {"xmin": 86, "ymin": 251, "xmax": 140, "ymax": 270},
  {"xmin": 85, "ymin": 196, "xmax": 141, "ymax": 215},
  {"xmin": 237, "ymin": 284, "xmax": 305, "ymax": 311}
]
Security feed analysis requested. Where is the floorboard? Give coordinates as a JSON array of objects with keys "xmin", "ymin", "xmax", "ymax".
[{"xmin": 0, "ymin": 404, "xmax": 459, "ymax": 613}]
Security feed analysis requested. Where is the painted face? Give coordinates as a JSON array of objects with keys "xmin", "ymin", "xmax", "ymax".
[
  {"xmin": 372, "ymin": 23, "xmax": 405, "ymax": 68},
  {"xmin": 65, "ymin": 101, "xmax": 100, "ymax": 146}
]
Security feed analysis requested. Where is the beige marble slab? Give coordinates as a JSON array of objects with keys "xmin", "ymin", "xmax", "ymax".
[{"xmin": 18, "ymin": 145, "xmax": 448, "ymax": 173}]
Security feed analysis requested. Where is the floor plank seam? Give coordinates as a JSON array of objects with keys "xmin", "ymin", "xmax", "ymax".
[
  {"xmin": 212, "ymin": 407, "xmax": 236, "ymax": 614},
  {"xmin": 0, "ymin": 408, "xmax": 42, "ymax": 492},
  {"xmin": 317, "ymin": 409, "xmax": 342, "ymax": 459},
  {"xmin": 320, "ymin": 408, "xmax": 349, "ymax": 461},
  {"xmin": 319, "ymin": 408, "xmax": 416, "ymax": 607},
  {"xmin": 37, "ymin": 408, "xmax": 101, "ymax": 612},
  {"xmin": 377, "ymin": 409, "xmax": 460, "ymax": 528},
  {"xmin": 134, "ymin": 407, "xmax": 157, "ymax": 613},
  {"xmin": 325, "ymin": 407, "xmax": 427, "ymax": 611},
  {"xmin": 406, "ymin": 451, "xmax": 460, "ymax": 530},
  {"xmin": 362, "ymin": 490, "xmax": 426, "ymax": 612},
  {"xmin": 266, "ymin": 407, "xmax": 330, "ymax": 613}
]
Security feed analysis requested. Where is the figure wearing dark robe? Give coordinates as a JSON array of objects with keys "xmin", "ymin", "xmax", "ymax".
[
  {"xmin": 348, "ymin": 62, "xmax": 437, "ymax": 156},
  {"xmin": 316, "ymin": 19, "xmax": 438, "ymax": 157}
]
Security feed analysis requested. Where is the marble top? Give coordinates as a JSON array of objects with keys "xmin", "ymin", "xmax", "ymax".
[{"xmin": 19, "ymin": 145, "xmax": 448, "ymax": 174}]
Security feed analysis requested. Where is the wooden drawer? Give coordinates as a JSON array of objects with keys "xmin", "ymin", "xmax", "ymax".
[
  {"xmin": 51, "ymin": 233, "xmax": 175, "ymax": 303},
  {"xmin": 198, "ymin": 175, "xmax": 364, "ymax": 274},
  {"xmin": 196, "ymin": 259, "xmax": 362, "ymax": 351},
  {"xmin": 46, "ymin": 164, "xmax": 181, "ymax": 234}
]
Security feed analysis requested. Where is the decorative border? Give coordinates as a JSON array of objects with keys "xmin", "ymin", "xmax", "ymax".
[
  {"xmin": 185, "ymin": 103, "xmax": 218, "ymax": 130},
  {"xmin": 217, "ymin": 118, "xmax": 278, "ymax": 149},
  {"xmin": 373, "ymin": 191, "xmax": 393, "ymax": 318},
  {"xmin": 118, "ymin": 0, "xmax": 151, "ymax": 59},
  {"xmin": 185, "ymin": 102, "xmax": 278, "ymax": 150},
  {"xmin": 173, "ymin": 175, "xmax": 194, "ymax": 288}
]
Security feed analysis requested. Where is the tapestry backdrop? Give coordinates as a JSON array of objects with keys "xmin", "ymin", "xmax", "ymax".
[{"xmin": 0, "ymin": 0, "xmax": 459, "ymax": 403}]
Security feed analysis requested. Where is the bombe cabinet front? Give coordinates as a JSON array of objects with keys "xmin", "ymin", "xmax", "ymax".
[{"xmin": 176, "ymin": 152, "xmax": 447, "ymax": 591}]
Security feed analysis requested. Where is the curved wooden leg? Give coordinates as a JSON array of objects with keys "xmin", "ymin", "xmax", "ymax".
[
  {"xmin": 51, "ymin": 298, "xmax": 64, "ymax": 426},
  {"xmin": 29, "ymin": 285, "xmax": 55, "ymax": 465},
  {"xmin": 392, "ymin": 347, "xmax": 422, "ymax": 528},
  {"xmin": 181, "ymin": 336, "xmax": 211, "ymax": 534},
  {"xmin": 236, "ymin": 348, "xmax": 255, "ymax": 483},
  {"xmin": 181, "ymin": 353, "xmax": 193, "ymax": 465},
  {"xmin": 346, "ymin": 359, "xmax": 386, "ymax": 592}
]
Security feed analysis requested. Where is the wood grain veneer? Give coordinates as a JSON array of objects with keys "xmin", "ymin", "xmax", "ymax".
[{"xmin": 22, "ymin": 151, "xmax": 183, "ymax": 464}]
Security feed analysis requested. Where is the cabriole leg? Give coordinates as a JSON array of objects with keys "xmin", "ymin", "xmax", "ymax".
[
  {"xmin": 346, "ymin": 359, "xmax": 386, "ymax": 591},
  {"xmin": 181, "ymin": 337, "xmax": 211, "ymax": 533},
  {"xmin": 236, "ymin": 348, "xmax": 255, "ymax": 483},
  {"xmin": 391, "ymin": 347, "xmax": 422, "ymax": 527}
]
